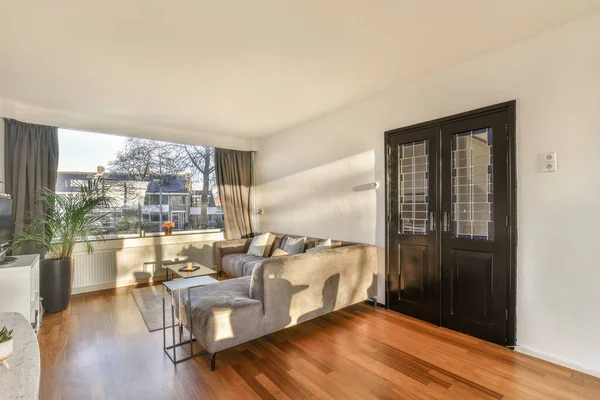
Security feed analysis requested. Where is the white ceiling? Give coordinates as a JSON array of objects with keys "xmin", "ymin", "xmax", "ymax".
[{"xmin": 1, "ymin": 0, "xmax": 599, "ymax": 142}]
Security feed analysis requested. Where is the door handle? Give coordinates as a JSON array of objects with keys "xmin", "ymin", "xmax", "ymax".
[
  {"xmin": 443, "ymin": 212, "xmax": 449, "ymax": 232},
  {"xmin": 429, "ymin": 212, "xmax": 436, "ymax": 231}
]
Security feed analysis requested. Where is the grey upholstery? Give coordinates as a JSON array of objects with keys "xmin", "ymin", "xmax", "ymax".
[
  {"xmin": 282, "ymin": 236, "xmax": 306, "ymax": 254},
  {"xmin": 179, "ymin": 277, "xmax": 264, "ymax": 354},
  {"xmin": 250, "ymin": 244, "xmax": 377, "ymax": 334},
  {"xmin": 183, "ymin": 233, "xmax": 377, "ymax": 358},
  {"xmin": 242, "ymin": 259, "xmax": 264, "ymax": 276},
  {"xmin": 221, "ymin": 253, "xmax": 265, "ymax": 277},
  {"xmin": 213, "ymin": 238, "xmax": 253, "ymax": 271}
]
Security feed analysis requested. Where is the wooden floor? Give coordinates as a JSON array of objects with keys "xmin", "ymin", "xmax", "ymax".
[{"xmin": 38, "ymin": 285, "xmax": 600, "ymax": 400}]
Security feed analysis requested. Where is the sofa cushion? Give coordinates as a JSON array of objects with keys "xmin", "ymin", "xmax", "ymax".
[
  {"xmin": 222, "ymin": 253, "xmax": 265, "ymax": 277},
  {"xmin": 282, "ymin": 236, "xmax": 306, "ymax": 254},
  {"xmin": 304, "ymin": 237, "xmax": 318, "ymax": 250},
  {"xmin": 179, "ymin": 276, "xmax": 265, "ymax": 354},
  {"xmin": 306, "ymin": 238, "xmax": 332, "ymax": 253},
  {"xmin": 271, "ymin": 248, "xmax": 289, "ymax": 257},
  {"xmin": 268, "ymin": 234, "xmax": 285, "ymax": 257},
  {"xmin": 247, "ymin": 232, "xmax": 275, "ymax": 257},
  {"xmin": 242, "ymin": 259, "xmax": 264, "ymax": 276}
]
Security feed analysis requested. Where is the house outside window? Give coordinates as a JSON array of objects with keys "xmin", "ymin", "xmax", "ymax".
[{"xmin": 56, "ymin": 129, "xmax": 225, "ymax": 237}]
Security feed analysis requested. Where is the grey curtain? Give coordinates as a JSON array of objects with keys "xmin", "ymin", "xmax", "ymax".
[
  {"xmin": 4, "ymin": 119, "xmax": 59, "ymax": 253},
  {"xmin": 215, "ymin": 148, "xmax": 254, "ymax": 239}
]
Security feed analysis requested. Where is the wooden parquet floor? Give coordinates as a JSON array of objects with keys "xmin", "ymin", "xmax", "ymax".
[{"xmin": 38, "ymin": 284, "xmax": 600, "ymax": 399}]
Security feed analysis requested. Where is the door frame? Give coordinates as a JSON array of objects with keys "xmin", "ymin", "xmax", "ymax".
[{"xmin": 384, "ymin": 100, "xmax": 517, "ymax": 346}]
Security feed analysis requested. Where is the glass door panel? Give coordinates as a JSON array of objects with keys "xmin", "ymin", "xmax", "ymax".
[
  {"xmin": 451, "ymin": 128, "xmax": 494, "ymax": 240},
  {"xmin": 399, "ymin": 140, "xmax": 429, "ymax": 235}
]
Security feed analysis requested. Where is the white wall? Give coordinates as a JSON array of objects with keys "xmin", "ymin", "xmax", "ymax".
[{"xmin": 256, "ymin": 12, "xmax": 600, "ymax": 376}]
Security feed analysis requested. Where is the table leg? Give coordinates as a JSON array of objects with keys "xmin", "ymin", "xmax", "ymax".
[
  {"xmin": 178, "ymin": 291, "xmax": 182, "ymax": 344},
  {"xmin": 171, "ymin": 291, "xmax": 176, "ymax": 363},
  {"xmin": 189, "ymin": 287, "xmax": 193, "ymax": 356},
  {"xmin": 162, "ymin": 287, "xmax": 166, "ymax": 351}
]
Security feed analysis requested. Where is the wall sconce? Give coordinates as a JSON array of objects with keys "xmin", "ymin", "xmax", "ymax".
[{"xmin": 352, "ymin": 182, "xmax": 379, "ymax": 192}]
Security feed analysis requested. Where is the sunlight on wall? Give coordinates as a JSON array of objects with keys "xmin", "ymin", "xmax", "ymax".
[
  {"xmin": 71, "ymin": 232, "xmax": 222, "ymax": 293},
  {"xmin": 257, "ymin": 150, "xmax": 376, "ymax": 245}
]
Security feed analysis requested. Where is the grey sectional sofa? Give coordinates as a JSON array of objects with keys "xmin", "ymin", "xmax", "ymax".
[{"xmin": 179, "ymin": 233, "xmax": 377, "ymax": 370}]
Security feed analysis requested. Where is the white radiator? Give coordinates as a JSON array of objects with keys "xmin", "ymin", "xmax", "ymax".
[{"xmin": 71, "ymin": 232, "xmax": 223, "ymax": 294}]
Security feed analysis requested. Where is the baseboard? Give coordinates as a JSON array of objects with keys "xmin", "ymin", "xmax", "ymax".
[
  {"xmin": 516, "ymin": 345, "xmax": 600, "ymax": 379},
  {"xmin": 363, "ymin": 299, "xmax": 386, "ymax": 308},
  {"xmin": 71, "ymin": 276, "xmax": 167, "ymax": 295}
]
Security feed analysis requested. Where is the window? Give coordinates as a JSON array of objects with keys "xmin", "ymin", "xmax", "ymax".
[
  {"xmin": 398, "ymin": 140, "xmax": 429, "ymax": 235},
  {"xmin": 144, "ymin": 194, "xmax": 168, "ymax": 205},
  {"xmin": 57, "ymin": 129, "xmax": 225, "ymax": 237},
  {"xmin": 451, "ymin": 128, "xmax": 494, "ymax": 240},
  {"xmin": 170, "ymin": 195, "xmax": 186, "ymax": 206},
  {"xmin": 149, "ymin": 213, "xmax": 169, "ymax": 222}
]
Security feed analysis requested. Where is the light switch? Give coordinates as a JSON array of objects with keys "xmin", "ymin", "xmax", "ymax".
[{"xmin": 542, "ymin": 152, "xmax": 557, "ymax": 172}]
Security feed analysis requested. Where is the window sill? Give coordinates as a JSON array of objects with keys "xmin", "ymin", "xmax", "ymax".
[
  {"xmin": 101, "ymin": 228, "xmax": 224, "ymax": 241},
  {"xmin": 72, "ymin": 229, "xmax": 226, "ymax": 252}
]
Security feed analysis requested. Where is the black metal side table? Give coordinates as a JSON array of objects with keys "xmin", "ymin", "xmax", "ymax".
[{"xmin": 162, "ymin": 276, "xmax": 218, "ymax": 365}]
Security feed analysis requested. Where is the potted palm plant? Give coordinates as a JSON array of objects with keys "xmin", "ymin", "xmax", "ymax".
[{"xmin": 10, "ymin": 181, "xmax": 114, "ymax": 313}]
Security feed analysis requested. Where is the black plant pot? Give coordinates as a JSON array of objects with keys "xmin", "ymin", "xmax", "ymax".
[{"xmin": 41, "ymin": 258, "xmax": 74, "ymax": 313}]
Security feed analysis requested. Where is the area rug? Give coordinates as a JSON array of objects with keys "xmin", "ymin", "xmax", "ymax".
[{"xmin": 132, "ymin": 285, "xmax": 179, "ymax": 332}]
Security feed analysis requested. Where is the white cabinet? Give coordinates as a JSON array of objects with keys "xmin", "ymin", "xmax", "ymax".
[{"xmin": 0, "ymin": 254, "xmax": 41, "ymax": 331}]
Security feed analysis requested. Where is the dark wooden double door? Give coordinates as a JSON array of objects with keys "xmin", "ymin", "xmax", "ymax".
[{"xmin": 386, "ymin": 103, "xmax": 515, "ymax": 346}]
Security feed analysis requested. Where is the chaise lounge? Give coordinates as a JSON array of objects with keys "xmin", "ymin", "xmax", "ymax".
[{"xmin": 178, "ymin": 233, "xmax": 377, "ymax": 369}]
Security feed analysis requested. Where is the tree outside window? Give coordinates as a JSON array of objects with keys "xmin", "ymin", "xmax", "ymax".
[{"xmin": 56, "ymin": 132, "xmax": 224, "ymax": 237}]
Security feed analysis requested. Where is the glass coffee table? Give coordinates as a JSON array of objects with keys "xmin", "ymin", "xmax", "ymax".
[{"xmin": 163, "ymin": 261, "xmax": 218, "ymax": 281}]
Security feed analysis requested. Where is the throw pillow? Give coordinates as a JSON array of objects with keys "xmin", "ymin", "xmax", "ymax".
[
  {"xmin": 271, "ymin": 248, "xmax": 290, "ymax": 257},
  {"xmin": 306, "ymin": 238, "xmax": 332, "ymax": 253},
  {"xmin": 282, "ymin": 236, "xmax": 306, "ymax": 254},
  {"xmin": 268, "ymin": 235, "xmax": 285, "ymax": 256},
  {"xmin": 247, "ymin": 232, "xmax": 274, "ymax": 257}
]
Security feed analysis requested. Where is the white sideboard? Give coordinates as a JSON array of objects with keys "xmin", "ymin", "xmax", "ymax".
[{"xmin": 0, "ymin": 255, "xmax": 41, "ymax": 331}]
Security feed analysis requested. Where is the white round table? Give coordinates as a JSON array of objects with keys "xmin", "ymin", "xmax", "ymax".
[{"xmin": 0, "ymin": 312, "xmax": 40, "ymax": 400}]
